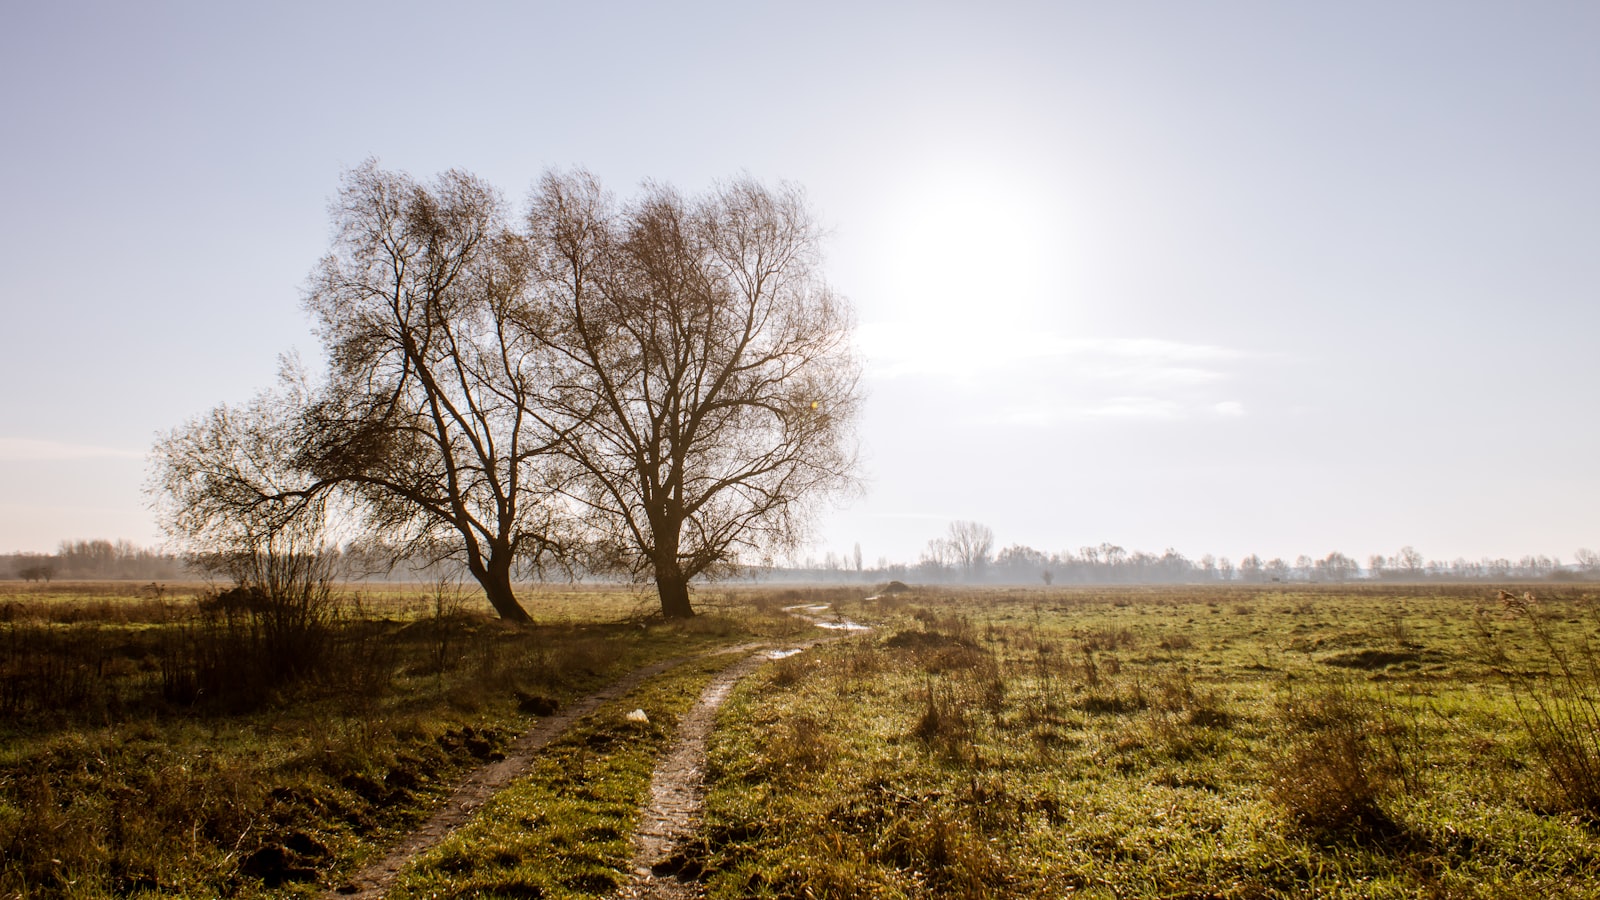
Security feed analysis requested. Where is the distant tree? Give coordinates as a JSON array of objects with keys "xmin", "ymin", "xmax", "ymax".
[
  {"xmin": 1367, "ymin": 554, "xmax": 1387, "ymax": 580},
  {"xmin": 530, "ymin": 171, "xmax": 861, "ymax": 617},
  {"xmin": 58, "ymin": 539, "xmax": 117, "ymax": 578},
  {"xmin": 1317, "ymin": 551, "xmax": 1358, "ymax": 582},
  {"xmin": 996, "ymin": 543, "xmax": 1048, "ymax": 584},
  {"xmin": 1218, "ymin": 556, "xmax": 1235, "ymax": 582},
  {"xmin": 945, "ymin": 521, "xmax": 995, "ymax": 580},
  {"xmin": 852, "ymin": 542, "xmax": 863, "ymax": 574},
  {"xmin": 1159, "ymin": 548, "xmax": 1191, "ymax": 581},
  {"xmin": 1100, "ymin": 543, "xmax": 1128, "ymax": 570},
  {"xmin": 1396, "ymin": 546, "xmax": 1425, "ymax": 578},
  {"xmin": 16, "ymin": 559, "xmax": 55, "ymax": 583},
  {"xmin": 1577, "ymin": 548, "xmax": 1600, "ymax": 574},
  {"xmin": 1265, "ymin": 557, "xmax": 1290, "ymax": 581},
  {"xmin": 917, "ymin": 537, "xmax": 954, "ymax": 580},
  {"xmin": 1238, "ymin": 554, "xmax": 1263, "ymax": 583}
]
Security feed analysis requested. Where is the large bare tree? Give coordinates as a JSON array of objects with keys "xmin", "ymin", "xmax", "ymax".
[
  {"xmin": 529, "ymin": 172, "xmax": 860, "ymax": 617},
  {"xmin": 155, "ymin": 163, "xmax": 856, "ymax": 622},
  {"xmin": 155, "ymin": 163, "xmax": 566, "ymax": 622}
]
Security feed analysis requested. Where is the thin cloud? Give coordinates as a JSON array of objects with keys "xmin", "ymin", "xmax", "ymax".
[
  {"xmin": 859, "ymin": 322, "xmax": 1261, "ymax": 383},
  {"xmin": 0, "ymin": 438, "xmax": 147, "ymax": 462},
  {"xmin": 980, "ymin": 396, "xmax": 1251, "ymax": 427},
  {"xmin": 980, "ymin": 396, "xmax": 1179, "ymax": 425},
  {"xmin": 861, "ymin": 322, "xmax": 1267, "ymax": 425}
]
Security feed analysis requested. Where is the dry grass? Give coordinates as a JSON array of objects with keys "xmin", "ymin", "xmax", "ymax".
[
  {"xmin": 695, "ymin": 583, "xmax": 1600, "ymax": 897},
  {"xmin": 0, "ymin": 580, "xmax": 801, "ymax": 897}
]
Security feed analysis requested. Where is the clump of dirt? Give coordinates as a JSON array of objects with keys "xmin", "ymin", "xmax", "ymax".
[
  {"xmin": 241, "ymin": 842, "xmax": 322, "ymax": 887},
  {"xmin": 1321, "ymin": 648, "xmax": 1427, "ymax": 670},
  {"xmin": 884, "ymin": 628, "xmax": 989, "ymax": 672},
  {"xmin": 515, "ymin": 691, "xmax": 560, "ymax": 716},
  {"xmin": 884, "ymin": 629, "xmax": 976, "ymax": 651}
]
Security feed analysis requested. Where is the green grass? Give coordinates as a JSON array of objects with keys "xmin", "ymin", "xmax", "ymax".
[
  {"xmin": 386, "ymin": 651, "xmax": 747, "ymax": 899},
  {"xmin": 0, "ymin": 581, "xmax": 809, "ymax": 898},
  {"xmin": 10, "ymin": 582, "xmax": 1600, "ymax": 897},
  {"xmin": 693, "ymin": 584, "xmax": 1600, "ymax": 898}
]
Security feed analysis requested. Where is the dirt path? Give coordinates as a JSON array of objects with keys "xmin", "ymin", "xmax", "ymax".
[
  {"xmin": 327, "ymin": 610, "xmax": 865, "ymax": 899},
  {"xmin": 616, "ymin": 613, "xmax": 866, "ymax": 900},
  {"xmin": 327, "ymin": 651, "xmax": 709, "ymax": 899}
]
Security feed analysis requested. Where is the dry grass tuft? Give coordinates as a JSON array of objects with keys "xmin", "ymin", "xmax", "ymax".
[{"xmin": 1269, "ymin": 681, "xmax": 1413, "ymax": 842}]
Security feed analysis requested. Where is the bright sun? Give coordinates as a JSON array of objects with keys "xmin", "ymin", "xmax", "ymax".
[{"xmin": 879, "ymin": 164, "xmax": 1062, "ymax": 329}]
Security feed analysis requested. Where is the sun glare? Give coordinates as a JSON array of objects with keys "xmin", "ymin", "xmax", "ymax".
[
  {"xmin": 869, "ymin": 161, "xmax": 1073, "ymax": 376},
  {"xmin": 883, "ymin": 171, "xmax": 1057, "ymax": 322}
]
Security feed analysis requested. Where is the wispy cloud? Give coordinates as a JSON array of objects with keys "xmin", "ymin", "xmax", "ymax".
[
  {"xmin": 0, "ymin": 438, "xmax": 147, "ymax": 462},
  {"xmin": 859, "ymin": 320, "xmax": 1268, "ymax": 425},
  {"xmin": 859, "ymin": 322, "xmax": 1257, "ymax": 383},
  {"xmin": 980, "ymin": 396, "xmax": 1249, "ymax": 426}
]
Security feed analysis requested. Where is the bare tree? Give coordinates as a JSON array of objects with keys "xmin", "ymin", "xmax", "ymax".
[
  {"xmin": 529, "ymin": 172, "xmax": 860, "ymax": 617},
  {"xmin": 1316, "ymin": 551, "xmax": 1358, "ymax": 582},
  {"xmin": 1396, "ymin": 546, "xmax": 1425, "ymax": 579},
  {"xmin": 153, "ymin": 371, "xmax": 326, "ymax": 566},
  {"xmin": 945, "ymin": 520, "xmax": 995, "ymax": 580},
  {"xmin": 154, "ymin": 163, "xmax": 567, "ymax": 622},
  {"xmin": 16, "ymin": 559, "xmax": 55, "ymax": 583}
]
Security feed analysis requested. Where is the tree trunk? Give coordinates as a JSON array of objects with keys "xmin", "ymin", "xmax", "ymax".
[
  {"xmin": 654, "ymin": 565, "xmax": 695, "ymax": 619},
  {"xmin": 479, "ymin": 553, "xmax": 533, "ymax": 623}
]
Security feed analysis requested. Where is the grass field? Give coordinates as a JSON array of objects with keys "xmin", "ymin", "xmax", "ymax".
[
  {"xmin": 4, "ymin": 581, "xmax": 1600, "ymax": 897},
  {"xmin": 691, "ymin": 584, "xmax": 1600, "ymax": 898},
  {"xmin": 0, "ymin": 580, "xmax": 809, "ymax": 898}
]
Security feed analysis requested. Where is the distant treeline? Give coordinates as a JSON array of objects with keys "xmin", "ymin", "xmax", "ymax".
[
  {"xmin": 774, "ymin": 523, "xmax": 1600, "ymax": 585},
  {"xmin": 5, "ymin": 535, "xmax": 1597, "ymax": 586},
  {"xmin": 3, "ymin": 540, "xmax": 188, "ymax": 582},
  {"xmin": 0, "ymin": 540, "xmax": 474, "ymax": 584}
]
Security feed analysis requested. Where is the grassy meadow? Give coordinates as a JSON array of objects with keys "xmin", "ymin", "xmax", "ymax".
[
  {"xmin": 4, "ymin": 581, "xmax": 1600, "ymax": 897},
  {"xmin": 694, "ymin": 584, "xmax": 1600, "ymax": 898},
  {"xmin": 0, "ymin": 580, "xmax": 808, "ymax": 898}
]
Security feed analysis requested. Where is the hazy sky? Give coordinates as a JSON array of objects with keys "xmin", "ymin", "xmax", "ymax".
[{"xmin": 3, "ymin": 1, "xmax": 1597, "ymax": 566}]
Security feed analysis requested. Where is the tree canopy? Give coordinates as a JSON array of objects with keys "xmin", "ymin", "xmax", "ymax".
[{"xmin": 153, "ymin": 162, "xmax": 859, "ymax": 620}]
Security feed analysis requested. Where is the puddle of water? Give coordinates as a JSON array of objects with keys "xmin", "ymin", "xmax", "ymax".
[
  {"xmin": 814, "ymin": 621, "xmax": 869, "ymax": 631},
  {"xmin": 767, "ymin": 648, "xmax": 803, "ymax": 659}
]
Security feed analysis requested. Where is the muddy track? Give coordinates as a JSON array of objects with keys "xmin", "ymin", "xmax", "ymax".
[
  {"xmin": 326, "ymin": 649, "xmax": 737, "ymax": 899},
  {"xmin": 616, "ymin": 616, "xmax": 864, "ymax": 900},
  {"xmin": 327, "ymin": 612, "xmax": 863, "ymax": 899}
]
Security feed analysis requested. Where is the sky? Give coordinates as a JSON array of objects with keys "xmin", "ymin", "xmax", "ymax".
[{"xmin": 2, "ymin": 1, "xmax": 1597, "ymax": 567}]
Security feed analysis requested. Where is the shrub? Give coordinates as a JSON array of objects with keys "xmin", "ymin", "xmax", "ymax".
[
  {"xmin": 1478, "ymin": 595, "xmax": 1600, "ymax": 818},
  {"xmin": 1269, "ymin": 681, "xmax": 1410, "ymax": 842}
]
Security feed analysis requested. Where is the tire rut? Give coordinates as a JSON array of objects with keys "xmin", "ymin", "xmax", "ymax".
[
  {"xmin": 327, "ymin": 614, "xmax": 863, "ymax": 899},
  {"xmin": 616, "ymin": 623, "xmax": 861, "ymax": 900},
  {"xmin": 327, "ymin": 651, "xmax": 710, "ymax": 899}
]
